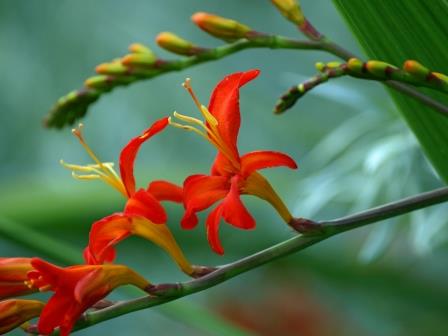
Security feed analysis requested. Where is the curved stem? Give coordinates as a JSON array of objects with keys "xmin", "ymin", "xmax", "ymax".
[
  {"xmin": 47, "ymin": 34, "xmax": 448, "ymax": 127},
  {"xmin": 55, "ymin": 186, "xmax": 448, "ymax": 334}
]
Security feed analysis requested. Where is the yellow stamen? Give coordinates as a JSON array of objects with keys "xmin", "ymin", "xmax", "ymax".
[
  {"xmin": 61, "ymin": 124, "xmax": 128, "ymax": 197},
  {"xmin": 182, "ymin": 78, "xmax": 202, "ymax": 110},
  {"xmin": 168, "ymin": 117, "xmax": 209, "ymax": 140}
]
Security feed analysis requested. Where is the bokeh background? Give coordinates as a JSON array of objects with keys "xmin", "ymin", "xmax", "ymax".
[{"xmin": 1, "ymin": 1, "xmax": 447, "ymax": 335}]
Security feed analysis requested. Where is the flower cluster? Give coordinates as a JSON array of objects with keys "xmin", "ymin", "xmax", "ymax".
[{"xmin": 1, "ymin": 70, "xmax": 298, "ymax": 335}]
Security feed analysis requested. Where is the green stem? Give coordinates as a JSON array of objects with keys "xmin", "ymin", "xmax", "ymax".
[
  {"xmin": 60, "ymin": 186, "xmax": 448, "ymax": 333},
  {"xmin": 47, "ymin": 34, "xmax": 448, "ymax": 127}
]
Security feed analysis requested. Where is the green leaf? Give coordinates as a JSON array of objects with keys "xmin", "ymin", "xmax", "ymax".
[{"xmin": 332, "ymin": 0, "xmax": 448, "ymax": 183}]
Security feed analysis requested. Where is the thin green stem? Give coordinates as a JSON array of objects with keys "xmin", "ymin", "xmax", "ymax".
[
  {"xmin": 47, "ymin": 33, "xmax": 448, "ymax": 127},
  {"xmin": 59, "ymin": 186, "xmax": 448, "ymax": 333}
]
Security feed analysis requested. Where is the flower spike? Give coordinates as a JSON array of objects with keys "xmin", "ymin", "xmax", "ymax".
[{"xmin": 191, "ymin": 12, "xmax": 255, "ymax": 42}]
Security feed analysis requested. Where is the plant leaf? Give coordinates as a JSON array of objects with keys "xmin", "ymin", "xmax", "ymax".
[{"xmin": 332, "ymin": 0, "xmax": 448, "ymax": 183}]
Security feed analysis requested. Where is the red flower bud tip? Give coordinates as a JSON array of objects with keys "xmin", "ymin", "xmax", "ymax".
[
  {"xmin": 403, "ymin": 60, "xmax": 430, "ymax": 79},
  {"xmin": 191, "ymin": 12, "xmax": 252, "ymax": 41},
  {"xmin": 0, "ymin": 299, "xmax": 44, "ymax": 334},
  {"xmin": 122, "ymin": 53, "xmax": 157, "ymax": 67},
  {"xmin": 156, "ymin": 32, "xmax": 203, "ymax": 56},
  {"xmin": 271, "ymin": 0, "xmax": 305, "ymax": 26}
]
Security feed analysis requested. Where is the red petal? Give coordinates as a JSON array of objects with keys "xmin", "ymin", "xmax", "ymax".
[
  {"xmin": 181, "ymin": 174, "xmax": 229, "ymax": 229},
  {"xmin": 208, "ymin": 69, "xmax": 260, "ymax": 165},
  {"xmin": 37, "ymin": 291, "xmax": 73, "ymax": 335},
  {"xmin": 147, "ymin": 180, "xmax": 183, "ymax": 203},
  {"xmin": 221, "ymin": 176, "xmax": 256, "ymax": 230},
  {"xmin": 30, "ymin": 258, "xmax": 64, "ymax": 288},
  {"xmin": 240, "ymin": 150, "xmax": 298, "ymax": 177},
  {"xmin": 124, "ymin": 189, "xmax": 167, "ymax": 224},
  {"xmin": 86, "ymin": 214, "xmax": 133, "ymax": 265},
  {"xmin": 205, "ymin": 205, "xmax": 224, "ymax": 255},
  {"xmin": 205, "ymin": 176, "xmax": 255, "ymax": 255},
  {"xmin": 119, "ymin": 117, "xmax": 169, "ymax": 197}
]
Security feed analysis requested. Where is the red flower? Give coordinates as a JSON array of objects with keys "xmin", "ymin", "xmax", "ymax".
[
  {"xmin": 0, "ymin": 258, "xmax": 36, "ymax": 299},
  {"xmin": 61, "ymin": 118, "xmax": 194, "ymax": 275},
  {"xmin": 0, "ymin": 299, "xmax": 44, "ymax": 334},
  {"xmin": 27, "ymin": 258, "xmax": 150, "ymax": 336},
  {"xmin": 169, "ymin": 70, "xmax": 298, "ymax": 254}
]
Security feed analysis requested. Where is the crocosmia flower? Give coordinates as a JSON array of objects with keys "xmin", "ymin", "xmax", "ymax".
[
  {"xmin": 170, "ymin": 70, "xmax": 298, "ymax": 254},
  {"xmin": 27, "ymin": 258, "xmax": 150, "ymax": 336},
  {"xmin": 61, "ymin": 118, "xmax": 195, "ymax": 275},
  {"xmin": 0, "ymin": 299, "xmax": 44, "ymax": 334},
  {"xmin": 0, "ymin": 258, "xmax": 36, "ymax": 299}
]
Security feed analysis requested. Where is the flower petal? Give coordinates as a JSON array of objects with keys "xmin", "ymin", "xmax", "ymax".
[
  {"xmin": 205, "ymin": 176, "xmax": 255, "ymax": 255},
  {"xmin": 85, "ymin": 214, "xmax": 133, "ymax": 265},
  {"xmin": 147, "ymin": 180, "xmax": 183, "ymax": 203},
  {"xmin": 124, "ymin": 189, "xmax": 167, "ymax": 224},
  {"xmin": 221, "ymin": 176, "xmax": 256, "ymax": 230},
  {"xmin": 240, "ymin": 150, "xmax": 298, "ymax": 177},
  {"xmin": 37, "ymin": 291, "xmax": 72, "ymax": 335},
  {"xmin": 205, "ymin": 205, "xmax": 224, "ymax": 255},
  {"xmin": 208, "ymin": 69, "xmax": 260, "ymax": 149},
  {"xmin": 208, "ymin": 69, "xmax": 260, "ymax": 173},
  {"xmin": 132, "ymin": 217, "xmax": 194, "ymax": 275},
  {"xmin": 181, "ymin": 174, "xmax": 229, "ymax": 229},
  {"xmin": 119, "ymin": 117, "xmax": 169, "ymax": 197},
  {"xmin": 74, "ymin": 269, "xmax": 109, "ymax": 304}
]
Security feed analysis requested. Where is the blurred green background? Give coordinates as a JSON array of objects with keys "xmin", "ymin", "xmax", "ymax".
[{"xmin": 1, "ymin": 1, "xmax": 447, "ymax": 335}]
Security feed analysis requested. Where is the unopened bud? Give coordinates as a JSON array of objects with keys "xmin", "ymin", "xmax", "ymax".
[
  {"xmin": 191, "ymin": 12, "xmax": 253, "ymax": 41},
  {"xmin": 85, "ymin": 75, "xmax": 113, "ymax": 89},
  {"xmin": 403, "ymin": 60, "xmax": 430, "ymax": 80},
  {"xmin": 366, "ymin": 60, "xmax": 397, "ymax": 78},
  {"xmin": 96, "ymin": 61, "xmax": 129, "ymax": 75},
  {"xmin": 156, "ymin": 32, "xmax": 203, "ymax": 56},
  {"xmin": 129, "ymin": 43, "xmax": 153, "ymax": 55},
  {"xmin": 347, "ymin": 58, "xmax": 364, "ymax": 73},
  {"xmin": 122, "ymin": 53, "xmax": 157, "ymax": 67},
  {"xmin": 271, "ymin": 0, "xmax": 305, "ymax": 26}
]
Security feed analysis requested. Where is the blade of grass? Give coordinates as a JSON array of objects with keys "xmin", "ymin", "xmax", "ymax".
[{"xmin": 332, "ymin": 0, "xmax": 448, "ymax": 183}]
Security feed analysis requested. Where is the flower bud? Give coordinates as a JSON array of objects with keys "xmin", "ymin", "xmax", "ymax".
[
  {"xmin": 191, "ymin": 12, "xmax": 253, "ymax": 41},
  {"xmin": 122, "ymin": 52, "xmax": 157, "ymax": 67},
  {"xmin": 156, "ymin": 32, "xmax": 203, "ymax": 56},
  {"xmin": 366, "ymin": 60, "xmax": 398, "ymax": 79},
  {"xmin": 0, "ymin": 299, "xmax": 44, "ymax": 334},
  {"xmin": 96, "ymin": 61, "xmax": 129, "ymax": 75},
  {"xmin": 0, "ymin": 258, "xmax": 36, "ymax": 300},
  {"xmin": 403, "ymin": 60, "xmax": 430, "ymax": 81},
  {"xmin": 271, "ymin": 0, "xmax": 305, "ymax": 26},
  {"xmin": 128, "ymin": 43, "xmax": 153, "ymax": 54}
]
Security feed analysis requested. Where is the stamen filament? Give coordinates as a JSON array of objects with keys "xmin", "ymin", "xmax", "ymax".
[
  {"xmin": 168, "ymin": 118, "xmax": 210, "ymax": 140},
  {"xmin": 182, "ymin": 78, "xmax": 202, "ymax": 110}
]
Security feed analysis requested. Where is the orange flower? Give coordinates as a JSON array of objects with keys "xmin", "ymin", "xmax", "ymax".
[
  {"xmin": 27, "ymin": 258, "xmax": 150, "ymax": 336},
  {"xmin": 0, "ymin": 299, "xmax": 44, "ymax": 334},
  {"xmin": 170, "ymin": 70, "xmax": 298, "ymax": 254},
  {"xmin": 61, "ymin": 118, "xmax": 196, "ymax": 275},
  {"xmin": 0, "ymin": 258, "xmax": 36, "ymax": 299}
]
